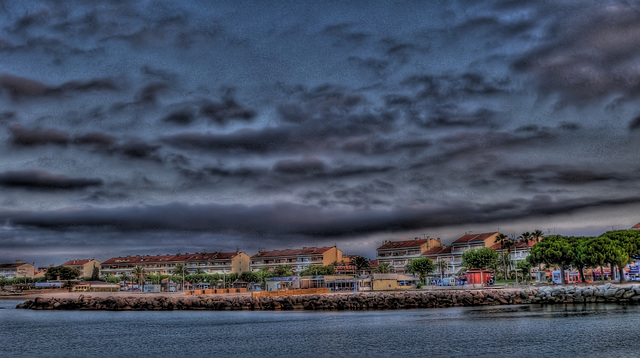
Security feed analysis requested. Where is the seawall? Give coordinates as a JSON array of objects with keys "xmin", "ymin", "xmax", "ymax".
[{"xmin": 15, "ymin": 283, "xmax": 640, "ymax": 311}]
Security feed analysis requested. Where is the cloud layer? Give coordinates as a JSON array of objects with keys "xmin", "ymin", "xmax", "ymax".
[{"xmin": 2, "ymin": 1, "xmax": 640, "ymax": 264}]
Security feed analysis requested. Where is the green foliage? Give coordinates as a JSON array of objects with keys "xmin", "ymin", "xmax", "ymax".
[
  {"xmin": 516, "ymin": 258, "xmax": 533, "ymax": 282},
  {"xmin": 374, "ymin": 262, "xmax": 394, "ymax": 273},
  {"xmin": 299, "ymin": 265, "xmax": 335, "ymax": 276},
  {"xmin": 91, "ymin": 266, "xmax": 100, "ymax": 281},
  {"xmin": 405, "ymin": 258, "xmax": 435, "ymax": 283},
  {"xmin": 172, "ymin": 264, "xmax": 188, "ymax": 277},
  {"xmin": 461, "ymin": 247, "xmax": 499, "ymax": 270},
  {"xmin": 273, "ymin": 265, "xmax": 293, "ymax": 277},
  {"xmin": 44, "ymin": 266, "xmax": 81, "ymax": 280},
  {"xmin": 351, "ymin": 256, "xmax": 370, "ymax": 274}
]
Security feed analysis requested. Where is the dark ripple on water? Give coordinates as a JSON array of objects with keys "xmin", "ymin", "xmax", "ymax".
[{"xmin": 1, "ymin": 301, "xmax": 639, "ymax": 357}]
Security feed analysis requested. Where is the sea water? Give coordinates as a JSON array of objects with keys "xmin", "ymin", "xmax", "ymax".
[{"xmin": 1, "ymin": 299, "xmax": 638, "ymax": 357}]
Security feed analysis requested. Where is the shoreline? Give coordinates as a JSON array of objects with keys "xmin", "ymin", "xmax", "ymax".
[{"xmin": 11, "ymin": 283, "xmax": 640, "ymax": 311}]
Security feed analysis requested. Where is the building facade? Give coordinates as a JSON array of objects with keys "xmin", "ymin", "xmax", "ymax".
[
  {"xmin": 101, "ymin": 251, "xmax": 250, "ymax": 276},
  {"xmin": 61, "ymin": 259, "xmax": 101, "ymax": 277},
  {"xmin": 251, "ymin": 246, "xmax": 343, "ymax": 273},
  {"xmin": 0, "ymin": 261, "xmax": 35, "ymax": 279},
  {"xmin": 376, "ymin": 237, "xmax": 442, "ymax": 273}
]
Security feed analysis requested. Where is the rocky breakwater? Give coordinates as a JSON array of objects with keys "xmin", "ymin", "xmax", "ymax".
[{"xmin": 15, "ymin": 284, "xmax": 640, "ymax": 311}]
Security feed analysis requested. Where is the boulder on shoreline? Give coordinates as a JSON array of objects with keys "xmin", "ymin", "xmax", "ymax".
[{"xmin": 15, "ymin": 284, "xmax": 640, "ymax": 311}]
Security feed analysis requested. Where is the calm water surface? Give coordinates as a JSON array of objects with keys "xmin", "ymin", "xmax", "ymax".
[{"xmin": 1, "ymin": 299, "xmax": 638, "ymax": 357}]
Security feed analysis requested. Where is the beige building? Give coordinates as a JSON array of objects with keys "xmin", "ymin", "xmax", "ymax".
[
  {"xmin": 100, "ymin": 251, "xmax": 250, "ymax": 276},
  {"xmin": 0, "ymin": 260, "xmax": 35, "ymax": 279},
  {"xmin": 376, "ymin": 237, "xmax": 442, "ymax": 273},
  {"xmin": 251, "ymin": 246, "xmax": 343, "ymax": 273},
  {"xmin": 61, "ymin": 259, "xmax": 101, "ymax": 277},
  {"xmin": 369, "ymin": 273, "xmax": 418, "ymax": 291}
]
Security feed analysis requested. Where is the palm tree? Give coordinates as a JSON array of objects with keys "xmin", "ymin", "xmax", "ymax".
[
  {"xmin": 519, "ymin": 232, "xmax": 531, "ymax": 245},
  {"xmin": 351, "ymin": 256, "xmax": 370, "ymax": 276},
  {"xmin": 120, "ymin": 272, "xmax": 131, "ymax": 291},
  {"xmin": 532, "ymin": 229, "xmax": 543, "ymax": 243},
  {"xmin": 494, "ymin": 233, "xmax": 514, "ymax": 279},
  {"xmin": 374, "ymin": 262, "xmax": 394, "ymax": 274},
  {"xmin": 172, "ymin": 264, "xmax": 188, "ymax": 291},
  {"xmin": 132, "ymin": 266, "xmax": 146, "ymax": 291},
  {"xmin": 436, "ymin": 259, "xmax": 450, "ymax": 279}
]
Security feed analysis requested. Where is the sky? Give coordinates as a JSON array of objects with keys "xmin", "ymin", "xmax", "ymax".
[{"xmin": 2, "ymin": 0, "xmax": 640, "ymax": 267}]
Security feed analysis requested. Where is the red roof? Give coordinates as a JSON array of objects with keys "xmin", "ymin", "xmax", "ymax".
[
  {"xmin": 0, "ymin": 263, "xmax": 30, "ymax": 268},
  {"xmin": 377, "ymin": 239, "xmax": 428, "ymax": 250},
  {"xmin": 61, "ymin": 259, "xmax": 93, "ymax": 266},
  {"xmin": 633, "ymin": 222, "xmax": 640, "ymax": 229},
  {"xmin": 253, "ymin": 247, "xmax": 333, "ymax": 258},
  {"xmin": 101, "ymin": 252, "xmax": 240, "ymax": 265},
  {"xmin": 421, "ymin": 245, "xmax": 453, "ymax": 256},
  {"xmin": 490, "ymin": 240, "xmax": 536, "ymax": 250},
  {"xmin": 451, "ymin": 232, "xmax": 498, "ymax": 244}
]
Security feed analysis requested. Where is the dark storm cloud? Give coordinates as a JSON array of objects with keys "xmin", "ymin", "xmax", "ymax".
[
  {"xmin": 9, "ymin": 124, "xmax": 69, "ymax": 146},
  {"xmin": 73, "ymin": 132, "xmax": 117, "ymax": 148},
  {"xmin": 163, "ymin": 127, "xmax": 295, "ymax": 154},
  {"xmin": 5, "ymin": 195, "xmax": 640, "ymax": 239},
  {"xmin": 273, "ymin": 158, "xmax": 325, "ymax": 176},
  {"xmin": 0, "ymin": 170, "xmax": 102, "ymax": 190},
  {"xmin": 200, "ymin": 99, "xmax": 256, "ymax": 125},
  {"xmin": 494, "ymin": 165, "xmax": 630, "ymax": 186},
  {"xmin": 513, "ymin": 2, "xmax": 640, "ymax": 105},
  {"xmin": 402, "ymin": 72, "xmax": 508, "ymax": 100},
  {"xmin": 0, "ymin": 73, "xmax": 117, "ymax": 100},
  {"xmin": 163, "ymin": 108, "xmax": 196, "ymax": 125},
  {"xmin": 135, "ymin": 82, "xmax": 168, "ymax": 104},
  {"xmin": 117, "ymin": 138, "xmax": 161, "ymax": 161}
]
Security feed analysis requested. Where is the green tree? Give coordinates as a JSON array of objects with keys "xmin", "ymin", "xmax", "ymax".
[
  {"xmin": 516, "ymin": 258, "xmax": 533, "ymax": 282},
  {"xmin": 436, "ymin": 260, "xmax": 450, "ymax": 278},
  {"xmin": 374, "ymin": 262, "xmax": 394, "ymax": 273},
  {"xmin": 519, "ymin": 232, "xmax": 531, "ymax": 245},
  {"xmin": 532, "ymin": 229, "xmax": 544, "ymax": 243},
  {"xmin": 569, "ymin": 236, "xmax": 591, "ymax": 283},
  {"xmin": 44, "ymin": 266, "xmax": 81, "ymax": 281},
  {"xmin": 461, "ymin": 247, "xmax": 499, "ymax": 270},
  {"xmin": 132, "ymin": 266, "xmax": 146, "ymax": 291},
  {"xmin": 405, "ymin": 258, "xmax": 436, "ymax": 284},
  {"xmin": 494, "ymin": 233, "xmax": 515, "ymax": 278},
  {"xmin": 90, "ymin": 266, "xmax": 100, "ymax": 281},
  {"xmin": 351, "ymin": 256, "xmax": 370, "ymax": 276},
  {"xmin": 599, "ymin": 230, "xmax": 640, "ymax": 282},
  {"xmin": 273, "ymin": 265, "xmax": 292, "ymax": 277},
  {"xmin": 299, "ymin": 265, "xmax": 335, "ymax": 276},
  {"xmin": 528, "ymin": 235, "xmax": 572, "ymax": 284}
]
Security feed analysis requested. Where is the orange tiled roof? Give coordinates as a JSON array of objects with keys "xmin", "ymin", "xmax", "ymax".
[
  {"xmin": 61, "ymin": 259, "xmax": 93, "ymax": 266},
  {"xmin": 490, "ymin": 240, "xmax": 536, "ymax": 250},
  {"xmin": 377, "ymin": 239, "xmax": 428, "ymax": 250},
  {"xmin": 101, "ymin": 252, "xmax": 240, "ymax": 265},
  {"xmin": 422, "ymin": 245, "xmax": 453, "ymax": 255},
  {"xmin": 0, "ymin": 263, "xmax": 29, "ymax": 268},
  {"xmin": 451, "ymin": 232, "xmax": 499, "ymax": 244},
  {"xmin": 253, "ymin": 247, "xmax": 333, "ymax": 258}
]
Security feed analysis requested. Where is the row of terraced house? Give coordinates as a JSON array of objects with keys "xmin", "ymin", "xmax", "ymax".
[
  {"xmin": 376, "ymin": 232, "xmax": 535, "ymax": 277},
  {"xmin": 2, "ymin": 232, "xmax": 534, "ymax": 279}
]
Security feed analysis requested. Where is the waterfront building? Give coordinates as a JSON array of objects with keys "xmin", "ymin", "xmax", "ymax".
[
  {"xmin": 421, "ymin": 245, "xmax": 456, "ymax": 278},
  {"xmin": 251, "ymin": 246, "xmax": 343, "ymax": 273},
  {"xmin": 366, "ymin": 273, "xmax": 418, "ymax": 291},
  {"xmin": 448, "ymin": 232, "xmax": 501, "ymax": 270},
  {"xmin": 61, "ymin": 259, "xmax": 101, "ymax": 278},
  {"xmin": 0, "ymin": 260, "xmax": 35, "ymax": 279},
  {"xmin": 101, "ymin": 251, "xmax": 250, "ymax": 276},
  {"xmin": 376, "ymin": 237, "xmax": 442, "ymax": 274},
  {"xmin": 72, "ymin": 281, "xmax": 119, "ymax": 292}
]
